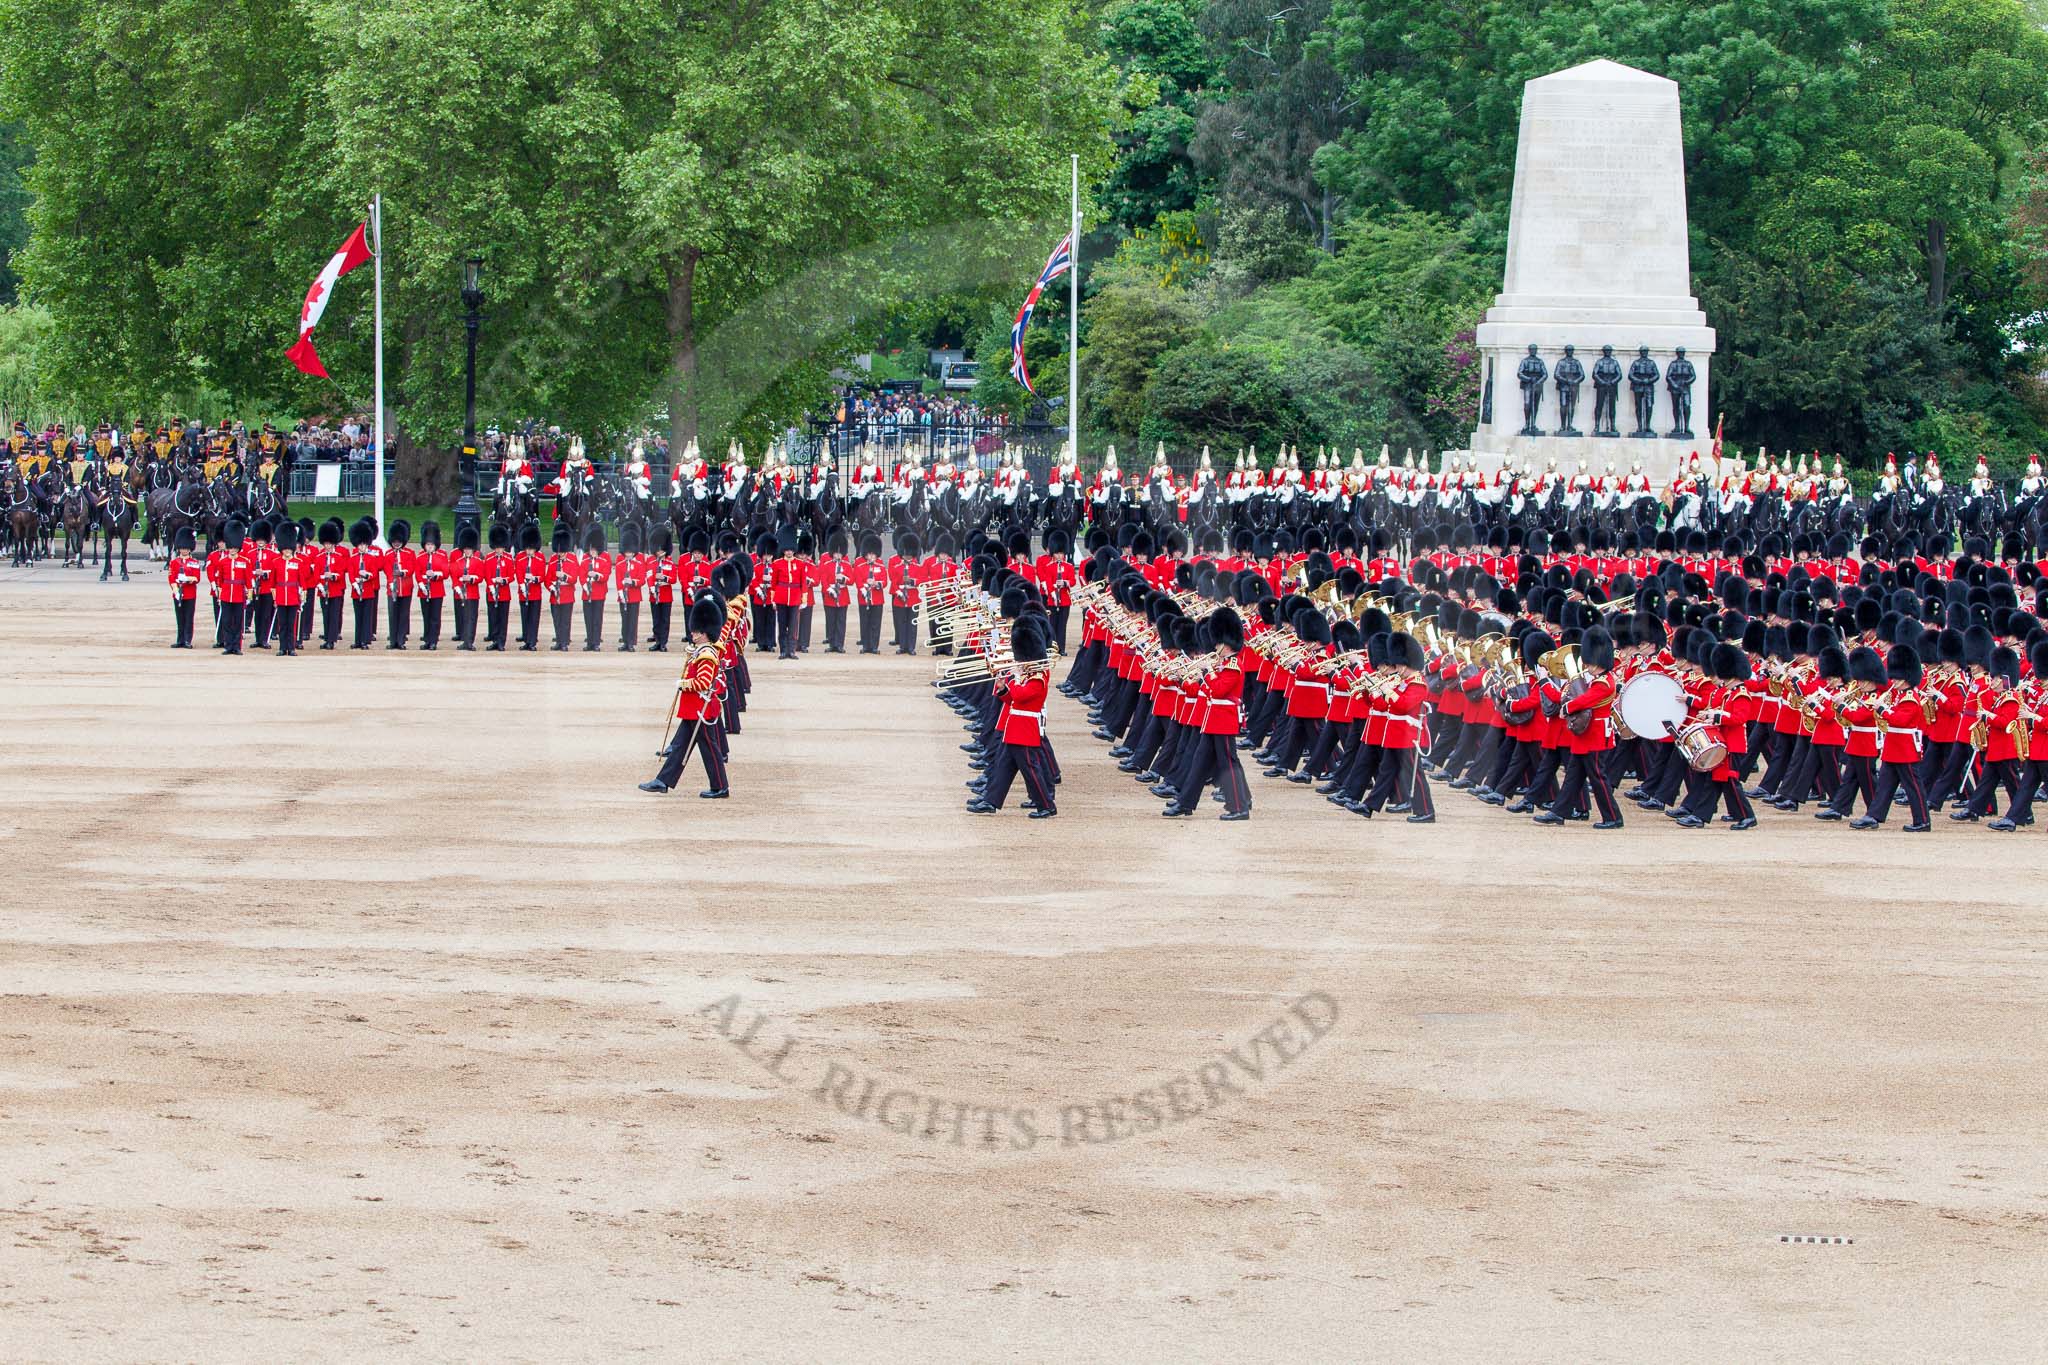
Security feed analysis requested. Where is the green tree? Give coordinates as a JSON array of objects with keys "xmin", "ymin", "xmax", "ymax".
[
  {"xmin": 1137, "ymin": 341, "xmax": 1311, "ymax": 452},
  {"xmin": 1, "ymin": 0, "xmax": 1116, "ymax": 461},
  {"xmin": 1191, "ymin": 0, "xmax": 1352, "ymax": 251},
  {"xmin": 1097, "ymin": 0, "xmax": 1215, "ymax": 232},
  {"xmin": 1081, "ymin": 269, "xmax": 1201, "ymax": 442},
  {"xmin": 0, "ymin": 122, "xmax": 28, "ymax": 305}
]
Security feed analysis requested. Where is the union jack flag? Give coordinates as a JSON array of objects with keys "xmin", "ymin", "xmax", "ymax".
[{"xmin": 1009, "ymin": 233, "xmax": 1074, "ymax": 395}]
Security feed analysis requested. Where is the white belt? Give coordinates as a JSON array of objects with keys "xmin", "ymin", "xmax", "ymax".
[
  {"xmin": 1011, "ymin": 709, "xmax": 1042, "ymax": 719},
  {"xmin": 1294, "ymin": 681, "xmax": 1327, "ymax": 691},
  {"xmin": 1849, "ymin": 727, "xmax": 1880, "ymax": 735}
]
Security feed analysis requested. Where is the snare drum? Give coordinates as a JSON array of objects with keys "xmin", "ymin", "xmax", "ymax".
[{"xmin": 1673, "ymin": 720, "xmax": 1729, "ymax": 772}]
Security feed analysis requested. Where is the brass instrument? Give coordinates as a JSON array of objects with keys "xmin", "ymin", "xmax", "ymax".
[{"xmin": 1538, "ymin": 644, "xmax": 1582, "ymax": 681}]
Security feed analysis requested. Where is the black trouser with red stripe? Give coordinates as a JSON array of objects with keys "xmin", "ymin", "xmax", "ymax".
[
  {"xmin": 352, "ymin": 597, "xmax": 376, "ymax": 647},
  {"xmin": 420, "ymin": 597, "xmax": 443, "ymax": 648},
  {"xmin": 1364, "ymin": 746, "xmax": 1431, "ymax": 815},
  {"xmin": 1824, "ymin": 753, "xmax": 1876, "ymax": 816},
  {"xmin": 1867, "ymin": 758, "xmax": 1930, "ymax": 825},
  {"xmin": 390, "ymin": 594, "xmax": 415, "ymax": 647},
  {"xmin": 982, "ymin": 741, "xmax": 1055, "ymax": 813},
  {"xmin": 252, "ymin": 594, "xmax": 274, "ymax": 647},
  {"xmin": 172, "ymin": 597, "xmax": 196, "ymax": 647},
  {"xmin": 655, "ymin": 714, "xmax": 727, "ymax": 792},
  {"xmin": 775, "ymin": 604, "xmax": 798, "ymax": 657},
  {"xmin": 1682, "ymin": 771, "xmax": 1753, "ymax": 821},
  {"xmin": 219, "ymin": 599, "xmax": 246, "ymax": 654},
  {"xmin": 2001, "ymin": 760, "xmax": 2041, "ymax": 823},
  {"xmin": 1181, "ymin": 732, "xmax": 1252, "ymax": 815},
  {"xmin": 1962, "ymin": 757, "xmax": 2020, "ymax": 817},
  {"xmin": 1550, "ymin": 749, "xmax": 1620, "ymax": 823},
  {"xmin": 1924, "ymin": 740, "xmax": 1971, "ymax": 809}
]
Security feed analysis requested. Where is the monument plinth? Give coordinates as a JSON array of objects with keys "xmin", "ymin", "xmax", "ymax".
[{"xmin": 1466, "ymin": 59, "xmax": 1716, "ymax": 483}]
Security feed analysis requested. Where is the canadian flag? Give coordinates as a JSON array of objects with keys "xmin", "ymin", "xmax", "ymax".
[{"xmin": 286, "ymin": 222, "xmax": 373, "ymax": 378}]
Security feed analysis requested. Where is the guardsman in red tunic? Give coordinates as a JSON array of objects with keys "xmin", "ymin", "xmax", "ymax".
[
  {"xmin": 853, "ymin": 532, "xmax": 887, "ymax": 654},
  {"xmin": 1535, "ymin": 625, "xmax": 1622, "ymax": 828},
  {"xmin": 1955, "ymin": 644, "xmax": 2024, "ymax": 822},
  {"xmin": 167, "ymin": 527, "xmax": 203, "ymax": 648},
  {"xmin": 1819, "ymin": 646, "xmax": 1887, "ymax": 821},
  {"xmin": 479, "ymin": 523, "xmax": 513, "ymax": 650},
  {"xmin": 272, "ymin": 520, "xmax": 308, "ymax": 657},
  {"xmin": 1170, "ymin": 606, "xmax": 1252, "ymax": 820},
  {"xmin": 418, "ymin": 521, "xmax": 449, "ymax": 650},
  {"xmin": 315, "ymin": 517, "xmax": 352, "ymax": 650},
  {"xmin": 1988, "ymin": 639, "xmax": 2048, "ymax": 831},
  {"xmin": 1037, "ymin": 527, "xmax": 1079, "ymax": 654},
  {"xmin": 768, "ymin": 525, "xmax": 807, "ymax": 659},
  {"xmin": 385, "ymin": 520, "xmax": 417, "ymax": 648},
  {"xmin": 614, "ymin": 523, "xmax": 647, "ymax": 652},
  {"xmin": 887, "ymin": 531, "xmax": 923, "ymax": 655},
  {"xmin": 449, "ymin": 523, "xmax": 484, "ymax": 650},
  {"xmin": 242, "ymin": 520, "xmax": 277, "ymax": 648},
  {"xmin": 579, "ymin": 525, "xmax": 611, "ymax": 651},
  {"xmin": 212, "ymin": 518, "xmax": 254, "ymax": 655},
  {"xmin": 348, "ymin": 518, "xmax": 384, "ymax": 650},
  {"xmin": 966, "ymin": 618, "xmax": 1058, "ymax": 818},
  {"xmin": 793, "ymin": 529, "xmax": 820, "ymax": 652},
  {"xmin": 817, "ymin": 531, "xmax": 853, "ymax": 653},
  {"xmin": 546, "ymin": 525, "xmax": 577, "ymax": 650},
  {"xmin": 640, "ymin": 596, "xmax": 733, "ymax": 798},
  {"xmin": 513, "ymin": 523, "xmax": 547, "ymax": 650},
  {"xmin": 1851, "ymin": 645, "xmax": 1932, "ymax": 831},
  {"xmin": 648, "ymin": 528, "xmax": 680, "ymax": 651},
  {"xmin": 1361, "ymin": 631, "xmax": 1435, "ymax": 822}
]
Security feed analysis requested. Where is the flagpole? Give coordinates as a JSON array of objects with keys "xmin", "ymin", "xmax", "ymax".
[
  {"xmin": 371, "ymin": 194, "xmax": 386, "ymax": 540},
  {"xmin": 1068, "ymin": 154, "xmax": 1079, "ymax": 463}
]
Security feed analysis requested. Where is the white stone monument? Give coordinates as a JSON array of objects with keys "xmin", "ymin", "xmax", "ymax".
[{"xmin": 1467, "ymin": 59, "xmax": 1716, "ymax": 483}]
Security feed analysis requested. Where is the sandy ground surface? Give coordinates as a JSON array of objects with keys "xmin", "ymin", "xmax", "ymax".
[{"xmin": 2, "ymin": 559, "xmax": 2046, "ymax": 1362}]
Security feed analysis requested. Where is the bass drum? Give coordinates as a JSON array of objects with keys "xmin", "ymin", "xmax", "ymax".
[
  {"xmin": 1616, "ymin": 672, "xmax": 1687, "ymax": 743},
  {"xmin": 1674, "ymin": 720, "xmax": 1730, "ymax": 773}
]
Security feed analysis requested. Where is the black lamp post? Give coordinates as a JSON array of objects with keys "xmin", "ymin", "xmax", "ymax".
[{"xmin": 452, "ymin": 255, "xmax": 485, "ymax": 542}]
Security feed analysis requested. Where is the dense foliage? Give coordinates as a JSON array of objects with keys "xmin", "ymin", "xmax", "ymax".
[{"xmin": 5, "ymin": 0, "xmax": 2048, "ymax": 472}]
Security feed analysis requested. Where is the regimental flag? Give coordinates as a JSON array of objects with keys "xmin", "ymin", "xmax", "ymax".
[
  {"xmin": 1008, "ymin": 233, "xmax": 1073, "ymax": 395},
  {"xmin": 286, "ymin": 223, "xmax": 374, "ymax": 378}
]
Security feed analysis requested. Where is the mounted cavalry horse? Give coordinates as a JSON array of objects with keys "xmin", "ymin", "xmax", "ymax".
[
  {"xmin": 85, "ymin": 464, "xmax": 141, "ymax": 579},
  {"xmin": 4, "ymin": 468, "xmax": 36, "ymax": 566}
]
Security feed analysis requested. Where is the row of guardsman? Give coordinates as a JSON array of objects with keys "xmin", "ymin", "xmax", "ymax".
[{"xmin": 912, "ymin": 525, "xmax": 2048, "ymax": 832}]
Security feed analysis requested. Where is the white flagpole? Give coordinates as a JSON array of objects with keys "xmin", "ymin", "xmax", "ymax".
[
  {"xmin": 371, "ymin": 194, "xmax": 386, "ymax": 540},
  {"xmin": 1068, "ymin": 155, "xmax": 1080, "ymax": 463}
]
